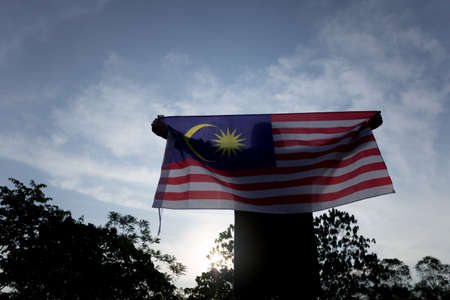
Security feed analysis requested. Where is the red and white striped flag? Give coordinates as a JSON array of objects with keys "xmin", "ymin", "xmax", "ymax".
[{"xmin": 154, "ymin": 111, "xmax": 394, "ymax": 213}]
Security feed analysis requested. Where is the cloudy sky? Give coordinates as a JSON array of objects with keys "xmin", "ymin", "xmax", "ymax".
[{"xmin": 1, "ymin": 0, "xmax": 450, "ymax": 288}]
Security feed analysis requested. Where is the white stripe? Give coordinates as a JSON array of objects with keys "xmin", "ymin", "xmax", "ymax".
[
  {"xmin": 272, "ymin": 125, "xmax": 363, "ymax": 141},
  {"xmin": 275, "ymin": 142, "xmax": 378, "ymax": 167},
  {"xmin": 274, "ymin": 129, "xmax": 373, "ymax": 154},
  {"xmin": 161, "ymin": 170, "xmax": 390, "ymax": 198},
  {"xmin": 162, "ymin": 155, "xmax": 385, "ymax": 184},
  {"xmin": 153, "ymin": 185, "xmax": 394, "ymax": 213},
  {"xmin": 271, "ymin": 119, "xmax": 366, "ymax": 128}
]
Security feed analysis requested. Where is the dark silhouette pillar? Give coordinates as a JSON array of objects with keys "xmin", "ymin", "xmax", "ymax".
[{"xmin": 234, "ymin": 211, "xmax": 319, "ymax": 299}]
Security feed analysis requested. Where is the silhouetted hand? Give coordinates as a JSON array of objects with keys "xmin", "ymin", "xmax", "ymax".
[
  {"xmin": 368, "ymin": 111, "xmax": 382, "ymax": 130},
  {"xmin": 152, "ymin": 115, "xmax": 168, "ymax": 139}
]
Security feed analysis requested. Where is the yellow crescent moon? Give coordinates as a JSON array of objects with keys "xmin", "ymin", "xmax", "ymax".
[{"xmin": 184, "ymin": 123, "xmax": 216, "ymax": 162}]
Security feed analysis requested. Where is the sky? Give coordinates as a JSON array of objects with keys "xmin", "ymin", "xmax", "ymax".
[{"xmin": 1, "ymin": 0, "xmax": 450, "ymax": 288}]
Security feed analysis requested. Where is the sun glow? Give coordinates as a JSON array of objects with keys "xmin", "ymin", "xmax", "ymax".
[
  {"xmin": 207, "ymin": 251, "xmax": 224, "ymax": 268},
  {"xmin": 212, "ymin": 128, "xmax": 246, "ymax": 158}
]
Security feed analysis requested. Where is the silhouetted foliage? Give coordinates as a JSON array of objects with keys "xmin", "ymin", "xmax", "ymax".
[
  {"xmin": 185, "ymin": 210, "xmax": 450, "ymax": 300},
  {"xmin": 373, "ymin": 258, "xmax": 414, "ymax": 300},
  {"xmin": 315, "ymin": 209, "xmax": 382, "ymax": 299},
  {"xmin": 184, "ymin": 267, "xmax": 234, "ymax": 300},
  {"xmin": 414, "ymin": 256, "xmax": 450, "ymax": 300},
  {"xmin": 0, "ymin": 178, "xmax": 185, "ymax": 299}
]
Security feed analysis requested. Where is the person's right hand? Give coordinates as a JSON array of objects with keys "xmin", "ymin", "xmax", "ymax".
[{"xmin": 151, "ymin": 115, "xmax": 168, "ymax": 139}]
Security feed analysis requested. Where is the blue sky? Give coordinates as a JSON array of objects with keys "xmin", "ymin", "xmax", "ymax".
[{"xmin": 1, "ymin": 0, "xmax": 450, "ymax": 288}]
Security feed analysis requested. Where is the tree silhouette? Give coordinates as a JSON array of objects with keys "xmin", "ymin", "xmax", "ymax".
[
  {"xmin": 373, "ymin": 258, "xmax": 414, "ymax": 300},
  {"xmin": 0, "ymin": 178, "xmax": 185, "ymax": 299},
  {"xmin": 414, "ymin": 256, "xmax": 450, "ymax": 300},
  {"xmin": 314, "ymin": 209, "xmax": 381, "ymax": 299},
  {"xmin": 184, "ymin": 267, "xmax": 234, "ymax": 300},
  {"xmin": 185, "ymin": 209, "xmax": 450, "ymax": 299}
]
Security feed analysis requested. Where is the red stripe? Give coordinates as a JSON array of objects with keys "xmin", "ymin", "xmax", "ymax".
[
  {"xmin": 274, "ymin": 126, "xmax": 369, "ymax": 147},
  {"xmin": 164, "ymin": 162, "xmax": 387, "ymax": 191},
  {"xmin": 163, "ymin": 148, "xmax": 381, "ymax": 176},
  {"xmin": 276, "ymin": 135, "xmax": 375, "ymax": 160},
  {"xmin": 271, "ymin": 111, "xmax": 377, "ymax": 122},
  {"xmin": 272, "ymin": 126, "xmax": 358, "ymax": 134},
  {"xmin": 159, "ymin": 177, "xmax": 392, "ymax": 205}
]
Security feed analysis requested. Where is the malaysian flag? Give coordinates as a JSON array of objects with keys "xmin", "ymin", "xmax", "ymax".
[{"xmin": 153, "ymin": 112, "xmax": 394, "ymax": 213}]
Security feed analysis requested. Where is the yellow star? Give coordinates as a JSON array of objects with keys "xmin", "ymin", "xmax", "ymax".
[{"xmin": 212, "ymin": 128, "xmax": 246, "ymax": 158}]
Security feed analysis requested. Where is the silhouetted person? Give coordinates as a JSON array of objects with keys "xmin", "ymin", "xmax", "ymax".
[{"xmin": 151, "ymin": 112, "xmax": 383, "ymax": 299}]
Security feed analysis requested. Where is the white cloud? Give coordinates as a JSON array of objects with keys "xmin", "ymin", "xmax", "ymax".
[
  {"xmin": 54, "ymin": 79, "xmax": 157, "ymax": 158},
  {"xmin": 303, "ymin": 1, "xmax": 450, "ymax": 266},
  {"xmin": 0, "ymin": 132, "xmax": 160, "ymax": 209}
]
